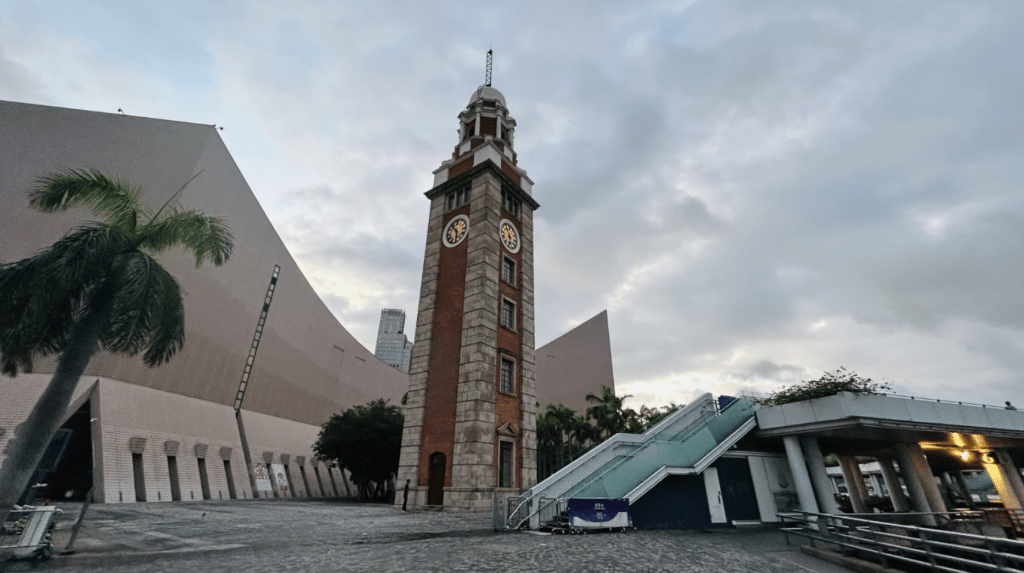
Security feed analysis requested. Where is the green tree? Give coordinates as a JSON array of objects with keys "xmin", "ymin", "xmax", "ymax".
[
  {"xmin": 313, "ymin": 399, "xmax": 404, "ymax": 501},
  {"xmin": 536, "ymin": 403, "xmax": 595, "ymax": 479},
  {"xmin": 0, "ymin": 169, "xmax": 232, "ymax": 523},
  {"xmin": 585, "ymin": 385, "xmax": 634, "ymax": 441},
  {"xmin": 755, "ymin": 367, "xmax": 891, "ymax": 407}
]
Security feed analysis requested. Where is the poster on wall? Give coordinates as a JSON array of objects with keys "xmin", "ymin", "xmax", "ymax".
[
  {"xmin": 252, "ymin": 463, "xmax": 273, "ymax": 493},
  {"xmin": 271, "ymin": 463, "xmax": 290, "ymax": 495}
]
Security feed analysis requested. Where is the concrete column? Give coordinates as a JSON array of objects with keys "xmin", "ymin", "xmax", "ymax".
[
  {"xmin": 892, "ymin": 443, "xmax": 937, "ymax": 526},
  {"xmin": 983, "ymin": 451, "xmax": 1023, "ymax": 510},
  {"xmin": 839, "ymin": 456, "xmax": 868, "ymax": 513},
  {"xmin": 996, "ymin": 450, "xmax": 1024, "ymax": 509},
  {"xmin": 879, "ymin": 458, "xmax": 910, "ymax": 512},
  {"xmin": 800, "ymin": 437, "xmax": 839, "ymax": 514},
  {"xmin": 907, "ymin": 444, "xmax": 948, "ymax": 515},
  {"xmin": 939, "ymin": 472, "xmax": 957, "ymax": 509},
  {"xmin": 870, "ymin": 474, "xmax": 884, "ymax": 497},
  {"xmin": 951, "ymin": 470, "xmax": 976, "ymax": 509},
  {"xmin": 850, "ymin": 459, "xmax": 871, "ymax": 502},
  {"xmin": 783, "ymin": 436, "xmax": 819, "ymax": 514}
]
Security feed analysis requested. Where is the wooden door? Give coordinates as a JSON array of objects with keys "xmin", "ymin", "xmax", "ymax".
[{"xmin": 428, "ymin": 452, "xmax": 446, "ymax": 505}]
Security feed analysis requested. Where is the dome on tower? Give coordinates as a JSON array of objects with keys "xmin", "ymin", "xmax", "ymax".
[{"xmin": 468, "ymin": 85, "xmax": 506, "ymax": 107}]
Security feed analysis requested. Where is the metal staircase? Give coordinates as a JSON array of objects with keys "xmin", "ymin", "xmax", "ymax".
[{"xmin": 508, "ymin": 395, "xmax": 757, "ymax": 530}]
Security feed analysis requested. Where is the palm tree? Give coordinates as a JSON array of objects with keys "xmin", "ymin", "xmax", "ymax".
[
  {"xmin": 585, "ymin": 385, "xmax": 633, "ymax": 441},
  {"xmin": 0, "ymin": 169, "xmax": 232, "ymax": 523}
]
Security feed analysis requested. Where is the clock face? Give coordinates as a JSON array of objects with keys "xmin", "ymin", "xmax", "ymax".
[
  {"xmin": 443, "ymin": 215, "xmax": 469, "ymax": 247},
  {"xmin": 499, "ymin": 219, "xmax": 520, "ymax": 253}
]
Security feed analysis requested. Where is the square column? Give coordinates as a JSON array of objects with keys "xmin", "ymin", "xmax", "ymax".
[
  {"xmin": 838, "ymin": 456, "xmax": 868, "ymax": 513},
  {"xmin": 878, "ymin": 458, "xmax": 910, "ymax": 512},
  {"xmin": 906, "ymin": 443, "xmax": 947, "ymax": 515},
  {"xmin": 800, "ymin": 437, "xmax": 838, "ymax": 514},
  {"xmin": 892, "ymin": 443, "xmax": 937, "ymax": 526},
  {"xmin": 950, "ymin": 470, "xmax": 976, "ymax": 509},
  {"xmin": 783, "ymin": 436, "xmax": 819, "ymax": 514},
  {"xmin": 995, "ymin": 450, "xmax": 1024, "ymax": 509},
  {"xmin": 983, "ymin": 450, "xmax": 1023, "ymax": 510}
]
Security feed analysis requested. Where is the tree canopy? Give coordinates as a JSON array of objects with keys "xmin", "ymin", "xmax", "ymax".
[
  {"xmin": 754, "ymin": 367, "xmax": 891, "ymax": 407},
  {"xmin": 313, "ymin": 399, "xmax": 403, "ymax": 501},
  {"xmin": 537, "ymin": 386, "xmax": 680, "ymax": 480},
  {"xmin": 0, "ymin": 169, "xmax": 232, "ymax": 524}
]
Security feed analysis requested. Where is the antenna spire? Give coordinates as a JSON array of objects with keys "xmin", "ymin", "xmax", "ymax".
[{"xmin": 485, "ymin": 49, "xmax": 493, "ymax": 87}]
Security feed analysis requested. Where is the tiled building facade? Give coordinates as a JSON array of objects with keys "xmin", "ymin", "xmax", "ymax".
[{"xmin": 0, "ymin": 100, "xmax": 408, "ymax": 503}]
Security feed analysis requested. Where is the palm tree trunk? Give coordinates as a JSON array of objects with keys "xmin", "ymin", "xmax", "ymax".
[{"xmin": 0, "ymin": 281, "xmax": 115, "ymax": 525}]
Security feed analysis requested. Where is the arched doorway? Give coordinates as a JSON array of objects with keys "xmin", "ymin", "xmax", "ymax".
[{"xmin": 428, "ymin": 452, "xmax": 446, "ymax": 506}]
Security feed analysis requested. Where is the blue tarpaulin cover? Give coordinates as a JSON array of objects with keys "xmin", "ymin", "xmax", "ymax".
[{"xmin": 568, "ymin": 498, "xmax": 631, "ymax": 529}]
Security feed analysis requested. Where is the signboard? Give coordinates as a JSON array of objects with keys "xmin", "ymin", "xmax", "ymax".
[
  {"xmin": 270, "ymin": 463, "xmax": 290, "ymax": 495},
  {"xmin": 252, "ymin": 463, "xmax": 273, "ymax": 492},
  {"xmin": 568, "ymin": 498, "xmax": 631, "ymax": 529}
]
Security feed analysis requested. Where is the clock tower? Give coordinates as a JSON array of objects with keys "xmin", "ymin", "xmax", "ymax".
[{"xmin": 396, "ymin": 78, "xmax": 539, "ymax": 511}]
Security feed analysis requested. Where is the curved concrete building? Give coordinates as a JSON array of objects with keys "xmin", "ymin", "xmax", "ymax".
[{"xmin": 0, "ymin": 100, "xmax": 408, "ymax": 503}]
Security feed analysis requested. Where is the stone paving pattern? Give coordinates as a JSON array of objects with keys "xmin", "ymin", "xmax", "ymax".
[{"xmin": 3, "ymin": 500, "xmax": 854, "ymax": 572}]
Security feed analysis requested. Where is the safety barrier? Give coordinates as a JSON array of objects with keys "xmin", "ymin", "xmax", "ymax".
[{"xmin": 780, "ymin": 510, "xmax": 1024, "ymax": 572}]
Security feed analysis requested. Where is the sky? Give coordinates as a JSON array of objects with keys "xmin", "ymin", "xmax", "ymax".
[{"xmin": 2, "ymin": 0, "xmax": 1023, "ymax": 409}]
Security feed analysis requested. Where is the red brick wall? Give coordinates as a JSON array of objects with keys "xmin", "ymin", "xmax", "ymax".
[
  {"xmin": 501, "ymin": 160, "xmax": 521, "ymax": 185},
  {"xmin": 448, "ymin": 158, "xmax": 473, "ymax": 179},
  {"xmin": 418, "ymin": 205, "xmax": 470, "ymax": 487}
]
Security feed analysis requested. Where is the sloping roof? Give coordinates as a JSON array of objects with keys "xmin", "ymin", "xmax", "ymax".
[
  {"xmin": 535, "ymin": 310, "xmax": 615, "ymax": 414},
  {"xmin": 0, "ymin": 100, "xmax": 408, "ymax": 426}
]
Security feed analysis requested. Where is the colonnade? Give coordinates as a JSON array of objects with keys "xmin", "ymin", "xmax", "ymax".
[{"xmin": 782, "ymin": 436, "xmax": 1024, "ymax": 524}]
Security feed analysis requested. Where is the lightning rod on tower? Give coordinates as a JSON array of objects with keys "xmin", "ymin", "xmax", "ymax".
[{"xmin": 485, "ymin": 49, "xmax": 493, "ymax": 87}]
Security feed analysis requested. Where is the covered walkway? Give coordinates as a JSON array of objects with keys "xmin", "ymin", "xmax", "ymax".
[{"xmin": 754, "ymin": 392, "xmax": 1024, "ymax": 530}]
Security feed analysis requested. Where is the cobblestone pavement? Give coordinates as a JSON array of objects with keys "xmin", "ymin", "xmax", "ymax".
[{"xmin": 3, "ymin": 500, "xmax": 854, "ymax": 573}]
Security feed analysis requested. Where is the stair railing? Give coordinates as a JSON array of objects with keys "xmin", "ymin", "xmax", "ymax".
[
  {"xmin": 562, "ymin": 398, "xmax": 752, "ymax": 500},
  {"xmin": 508, "ymin": 494, "xmax": 559, "ymax": 530},
  {"xmin": 507, "ymin": 396, "xmax": 745, "ymax": 530}
]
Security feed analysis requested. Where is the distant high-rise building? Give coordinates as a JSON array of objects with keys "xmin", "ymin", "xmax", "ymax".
[{"xmin": 374, "ymin": 309, "xmax": 414, "ymax": 373}]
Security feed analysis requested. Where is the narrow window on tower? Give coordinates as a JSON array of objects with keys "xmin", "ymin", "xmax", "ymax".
[
  {"xmin": 501, "ymin": 299, "xmax": 516, "ymax": 330},
  {"xmin": 499, "ymin": 441, "xmax": 514, "ymax": 488},
  {"xmin": 502, "ymin": 257, "xmax": 516, "ymax": 286},
  {"xmin": 445, "ymin": 183, "xmax": 472, "ymax": 212},
  {"xmin": 500, "ymin": 357, "xmax": 515, "ymax": 394},
  {"xmin": 501, "ymin": 186, "xmax": 521, "ymax": 218}
]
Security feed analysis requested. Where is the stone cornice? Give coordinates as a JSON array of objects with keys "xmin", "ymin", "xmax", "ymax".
[{"xmin": 425, "ymin": 160, "xmax": 540, "ymax": 211}]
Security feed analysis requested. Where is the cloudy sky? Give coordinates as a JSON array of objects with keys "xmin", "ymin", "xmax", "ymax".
[{"xmin": 3, "ymin": 0, "xmax": 1023, "ymax": 408}]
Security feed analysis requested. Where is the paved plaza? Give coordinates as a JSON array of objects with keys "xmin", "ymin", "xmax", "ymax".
[{"xmin": 3, "ymin": 500, "xmax": 855, "ymax": 572}]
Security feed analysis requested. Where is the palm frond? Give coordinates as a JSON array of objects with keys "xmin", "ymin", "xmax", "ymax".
[
  {"xmin": 0, "ymin": 256, "xmax": 84, "ymax": 375},
  {"xmin": 40, "ymin": 225, "xmax": 130, "ymax": 286},
  {"xmin": 0, "ymin": 225, "xmax": 127, "ymax": 374},
  {"xmin": 140, "ymin": 266, "xmax": 186, "ymax": 367},
  {"xmin": 29, "ymin": 169, "xmax": 151, "ymax": 230},
  {"xmin": 100, "ymin": 253, "xmax": 184, "ymax": 364},
  {"xmin": 139, "ymin": 208, "xmax": 233, "ymax": 266},
  {"xmin": 101, "ymin": 253, "xmax": 164, "ymax": 356}
]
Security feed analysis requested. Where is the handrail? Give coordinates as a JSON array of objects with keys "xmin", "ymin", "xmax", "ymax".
[
  {"xmin": 563, "ymin": 398, "xmax": 751, "ymax": 500},
  {"xmin": 875, "ymin": 392, "xmax": 1015, "ymax": 410},
  {"xmin": 509, "ymin": 398, "xmax": 754, "ymax": 529},
  {"xmin": 507, "ymin": 394, "xmax": 719, "ymax": 528},
  {"xmin": 780, "ymin": 510, "xmax": 1024, "ymax": 572}
]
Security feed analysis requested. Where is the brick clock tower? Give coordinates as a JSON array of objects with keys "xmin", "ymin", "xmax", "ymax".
[{"xmin": 396, "ymin": 79, "xmax": 539, "ymax": 511}]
